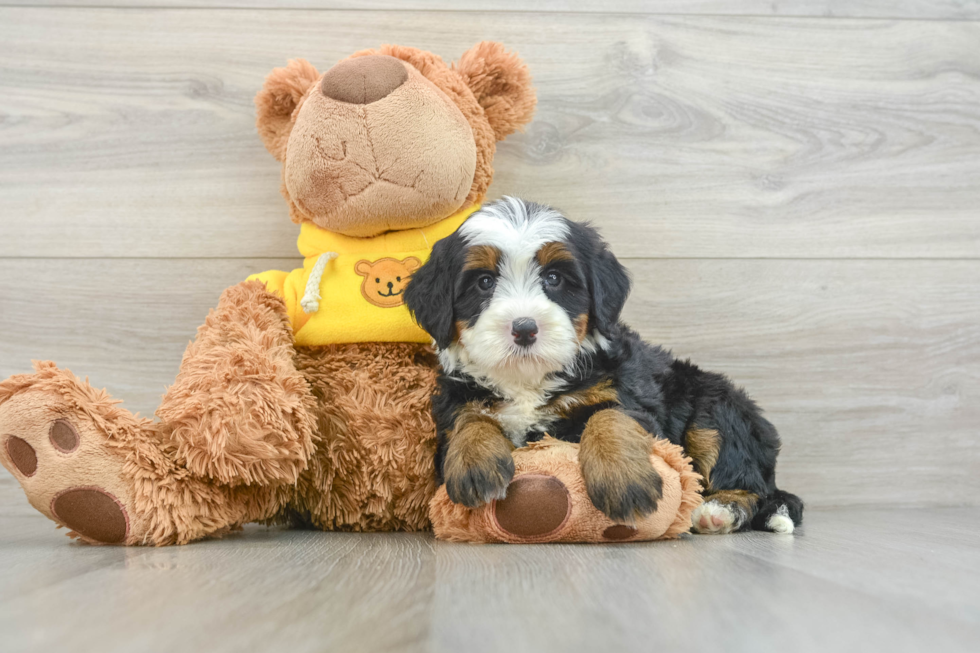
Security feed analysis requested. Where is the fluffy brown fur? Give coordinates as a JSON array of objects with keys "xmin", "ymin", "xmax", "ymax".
[
  {"xmin": 157, "ymin": 281, "xmax": 318, "ymax": 487},
  {"xmin": 287, "ymin": 343, "xmax": 440, "ymax": 532}
]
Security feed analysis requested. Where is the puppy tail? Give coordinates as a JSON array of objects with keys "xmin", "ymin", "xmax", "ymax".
[{"xmin": 751, "ymin": 489, "xmax": 804, "ymax": 534}]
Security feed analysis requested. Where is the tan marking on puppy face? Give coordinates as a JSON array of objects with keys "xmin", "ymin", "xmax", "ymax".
[
  {"xmin": 705, "ymin": 489, "xmax": 759, "ymax": 513},
  {"xmin": 355, "ymin": 257, "xmax": 421, "ymax": 308},
  {"xmin": 464, "ymin": 245, "xmax": 501, "ymax": 272},
  {"xmin": 685, "ymin": 428, "xmax": 720, "ymax": 490},
  {"xmin": 573, "ymin": 313, "xmax": 589, "ymax": 342},
  {"xmin": 536, "ymin": 241, "xmax": 575, "ymax": 267},
  {"xmin": 453, "ymin": 320, "xmax": 468, "ymax": 344}
]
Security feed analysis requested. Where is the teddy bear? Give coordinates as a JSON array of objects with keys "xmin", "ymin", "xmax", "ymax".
[
  {"xmin": 0, "ymin": 42, "xmax": 700, "ymax": 546},
  {"xmin": 0, "ymin": 42, "xmax": 536, "ymax": 545}
]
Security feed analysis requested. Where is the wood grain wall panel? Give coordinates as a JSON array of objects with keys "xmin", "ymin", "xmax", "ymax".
[
  {"xmin": 6, "ymin": 1, "xmax": 979, "ymax": 20},
  {"xmin": 1, "ymin": 9, "xmax": 979, "ymax": 258}
]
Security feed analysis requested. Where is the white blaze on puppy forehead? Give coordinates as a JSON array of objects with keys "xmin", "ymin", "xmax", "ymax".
[{"xmin": 459, "ymin": 197, "xmax": 569, "ymax": 255}]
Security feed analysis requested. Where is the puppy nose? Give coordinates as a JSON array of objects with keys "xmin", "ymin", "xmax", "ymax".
[
  {"xmin": 511, "ymin": 318, "xmax": 538, "ymax": 347},
  {"xmin": 320, "ymin": 55, "xmax": 408, "ymax": 104}
]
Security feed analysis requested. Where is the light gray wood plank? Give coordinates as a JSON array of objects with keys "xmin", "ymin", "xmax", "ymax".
[
  {"xmin": 6, "ymin": 1, "xmax": 980, "ymax": 21},
  {"xmin": 0, "ymin": 508, "xmax": 977, "ymax": 653},
  {"xmin": 2, "ymin": 9, "xmax": 980, "ymax": 259},
  {"xmin": 1, "ymin": 257, "xmax": 977, "ymax": 510}
]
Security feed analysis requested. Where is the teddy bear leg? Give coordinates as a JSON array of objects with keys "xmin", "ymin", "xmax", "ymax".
[
  {"xmin": 157, "ymin": 280, "xmax": 318, "ymax": 487},
  {"xmin": 0, "ymin": 363, "xmax": 284, "ymax": 545}
]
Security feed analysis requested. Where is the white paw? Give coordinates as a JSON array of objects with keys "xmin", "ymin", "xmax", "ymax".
[
  {"xmin": 691, "ymin": 500, "xmax": 738, "ymax": 534},
  {"xmin": 766, "ymin": 504, "xmax": 795, "ymax": 534}
]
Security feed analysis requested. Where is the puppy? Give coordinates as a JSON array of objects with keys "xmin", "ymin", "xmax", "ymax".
[{"xmin": 404, "ymin": 197, "xmax": 803, "ymax": 534}]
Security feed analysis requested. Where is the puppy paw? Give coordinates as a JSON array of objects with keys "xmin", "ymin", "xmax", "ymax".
[
  {"xmin": 692, "ymin": 500, "xmax": 741, "ymax": 534},
  {"xmin": 444, "ymin": 451, "xmax": 515, "ymax": 509},
  {"xmin": 581, "ymin": 455, "xmax": 662, "ymax": 524}
]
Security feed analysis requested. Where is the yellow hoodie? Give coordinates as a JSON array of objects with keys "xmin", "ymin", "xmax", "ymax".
[{"xmin": 249, "ymin": 204, "xmax": 478, "ymax": 346}]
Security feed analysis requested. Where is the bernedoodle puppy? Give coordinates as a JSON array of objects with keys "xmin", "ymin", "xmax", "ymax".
[{"xmin": 404, "ymin": 197, "xmax": 804, "ymax": 534}]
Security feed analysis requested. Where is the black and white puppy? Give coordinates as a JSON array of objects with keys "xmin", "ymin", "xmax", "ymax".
[{"xmin": 404, "ymin": 197, "xmax": 803, "ymax": 534}]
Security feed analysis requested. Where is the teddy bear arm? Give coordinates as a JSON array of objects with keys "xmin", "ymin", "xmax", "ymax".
[{"xmin": 156, "ymin": 280, "xmax": 318, "ymax": 487}]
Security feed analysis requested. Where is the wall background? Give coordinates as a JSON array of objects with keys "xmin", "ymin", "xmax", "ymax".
[{"xmin": 1, "ymin": 1, "xmax": 978, "ymax": 512}]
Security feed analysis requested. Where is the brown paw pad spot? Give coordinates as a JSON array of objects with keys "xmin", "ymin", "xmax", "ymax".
[
  {"xmin": 51, "ymin": 488, "xmax": 129, "ymax": 544},
  {"xmin": 5, "ymin": 436, "xmax": 37, "ymax": 477},
  {"xmin": 492, "ymin": 474, "xmax": 571, "ymax": 539},
  {"xmin": 49, "ymin": 419, "xmax": 80, "ymax": 453},
  {"xmin": 602, "ymin": 524, "xmax": 639, "ymax": 541}
]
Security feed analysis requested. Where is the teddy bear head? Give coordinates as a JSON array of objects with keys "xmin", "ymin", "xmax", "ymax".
[{"xmin": 255, "ymin": 42, "xmax": 536, "ymax": 238}]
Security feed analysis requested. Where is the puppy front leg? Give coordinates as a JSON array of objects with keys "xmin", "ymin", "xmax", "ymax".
[
  {"xmin": 579, "ymin": 409, "xmax": 663, "ymax": 523},
  {"xmin": 443, "ymin": 411, "xmax": 515, "ymax": 508}
]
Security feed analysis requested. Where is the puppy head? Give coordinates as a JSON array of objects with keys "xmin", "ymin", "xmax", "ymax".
[{"xmin": 405, "ymin": 197, "xmax": 631, "ymax": 385}]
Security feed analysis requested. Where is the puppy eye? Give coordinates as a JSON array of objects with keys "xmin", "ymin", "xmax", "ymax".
[
  {"xmin": 545, "ymin": 271, "xmax": 562, "ymax": 288},
  {"xmin": 477, "ymin": 274, "xmax": 496, "ymax": 291}
]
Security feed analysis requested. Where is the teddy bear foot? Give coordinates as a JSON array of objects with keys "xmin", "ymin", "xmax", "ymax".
[
  {"xmin": 491, "ymin": 475, "xmax": 646, "ymax": 542},
  {"xmin": 429, "ymin": 437, "xmax": 704, "ymax": 544},
  {"xmin": 0, "ymin": 365, "xmax": 152, "ymax": 544}
]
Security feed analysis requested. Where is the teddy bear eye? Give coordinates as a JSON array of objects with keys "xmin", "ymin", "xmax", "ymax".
[
  {"xmin": 396, "ymin": 276, "xmax": 401, "ymax": 282},
  {"xmin": 375, "ymin": 278, "xmax": 380, "ymax": 283}
]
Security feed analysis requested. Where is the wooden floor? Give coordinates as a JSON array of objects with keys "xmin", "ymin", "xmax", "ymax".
[
  {"xmin": 1, "ymin": 1, "xmax": 979, "ymax": 651},
  {"xmin": 0, "ymin": 507, "xmax": 976, "ymax": 653}
]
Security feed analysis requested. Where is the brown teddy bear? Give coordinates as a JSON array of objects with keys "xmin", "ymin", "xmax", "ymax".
[
  {"xmin": 0, "ymin": 42, "xmax": 536, "ymax": 545},
  {"xmin": 0, "ymin": 42, "xmax": 700, "ymax": 546}
]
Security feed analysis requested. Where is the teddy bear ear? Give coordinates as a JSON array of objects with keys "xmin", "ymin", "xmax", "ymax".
[
  {"xmin": 355, "ymin": 260, "xmax": 372, "ymax": 276},
  {"xmin": 254, "ymin": 59, "xmax": 320, "ymax": 161},
  {"xmin": 453, "ymin": 42, "xmax": 537, "ymax": 141}
]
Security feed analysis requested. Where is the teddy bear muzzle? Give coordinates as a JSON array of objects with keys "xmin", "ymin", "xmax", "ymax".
[
  {"xmin": 283, "ymin": 57, "xmax": 478, "ymax": 238},
  {"xmin": 320, "ymin": 55, "xmax": 408, "ymax": 105}
]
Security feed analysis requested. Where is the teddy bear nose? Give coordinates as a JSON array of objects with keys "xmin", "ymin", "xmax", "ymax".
[{"xmin": 320, "ymin": 55, "xmax": 408, "ymax": 105}]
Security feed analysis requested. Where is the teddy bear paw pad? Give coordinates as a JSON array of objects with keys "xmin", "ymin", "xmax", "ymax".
[
  {"xmin": 602, "ymin": 524, "xmax": 639, "ymax": 541},
  {"xmin": 492, "ymin": 474, "xmax": 571, "ymax": 540},
  {"xmin": 51, "ymin": 487, "xmax": 129, "ymax": 544},
  {"xmin": 0, "ymin": 392, "xmax": 136, "ymax": 545}
]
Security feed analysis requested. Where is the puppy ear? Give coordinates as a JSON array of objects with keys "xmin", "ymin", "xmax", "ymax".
[
  {"xmin": 584, "ymin": 233, "xmax": 631, "ymax": 339},
  {"xmin": 404, "ymin": 234, "xmax": 464, "ymax": 349},
  {"xmin": 255, "ymin": 59, "xmax": 320, "ymax": 161},
  {"xmin": 454, "ymin": 42, "xmax": 536, "ymax": 141}
]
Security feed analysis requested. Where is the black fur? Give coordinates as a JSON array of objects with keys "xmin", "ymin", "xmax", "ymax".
[
  {"xmin": 403, "ymin": 231, "xmax": 466, "ymax": 349},
  {"xmin": 563, "ymin": 220, "xmax": 633, "ymax": 338}
]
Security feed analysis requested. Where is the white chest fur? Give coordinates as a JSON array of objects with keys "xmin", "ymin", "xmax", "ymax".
[{"xmin": 486, "ymin": 377, "xmax": 565, "ymax": 447}]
